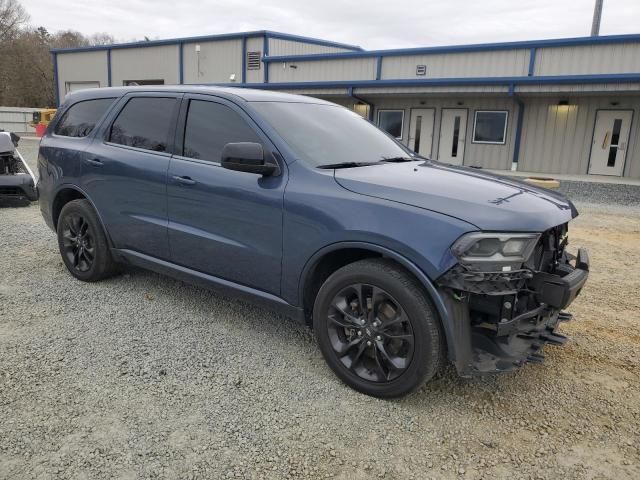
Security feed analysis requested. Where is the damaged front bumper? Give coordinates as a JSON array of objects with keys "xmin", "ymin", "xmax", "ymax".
[
  {"xmin": 437, "ymin": 241, "xmax": 589, "ymax": 376},
  {"xmin": 0, "ymin": 131, "xmax": 38, "ymax": 202}
]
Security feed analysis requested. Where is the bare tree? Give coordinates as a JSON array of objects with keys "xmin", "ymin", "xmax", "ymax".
[
  {"xmin": 0, "ymin": 0, "xmax": 28, "ymax": 43},
  {"xmin": 50, "ymin": 29, "xmax": 90, "ymax": 49},
  {"xmin": 0, "ymin": 1, "xmax": 118, "ymax": 107},
  {"xmin": 88, "ymin": 32, "xmax": 115, "ymax": 46}
]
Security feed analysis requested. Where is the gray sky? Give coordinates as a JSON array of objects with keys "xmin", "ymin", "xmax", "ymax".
[{"xmin": 21, "ymin": 0, "xmax": 640, "ymax": 49}]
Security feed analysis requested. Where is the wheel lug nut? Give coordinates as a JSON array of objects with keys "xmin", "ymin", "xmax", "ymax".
[
  {"xmin": 357, "ymin": 331, "xmax": 362, "ymax": 336},
  {"xmin": 366, "ymin": 341, "xmax": 372, "ymax": 346}
]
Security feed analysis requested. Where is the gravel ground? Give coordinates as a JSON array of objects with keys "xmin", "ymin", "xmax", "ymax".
[{"xmin": 1, "ymin": 141, "xmax": 639, "ymax": 479}]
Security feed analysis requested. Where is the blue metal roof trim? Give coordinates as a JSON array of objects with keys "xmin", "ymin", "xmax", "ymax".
[
  {"xmin": 214, "ymin": 73, "xmax": 640, "ymax": 90},
  {"xmin": 262, "ymin": 33, "xmax": 640, "ymax": 63},
  {"xmin": 50, "ymin": 30, "xmax": 362, "ymax": 54},
  {"xmin": 265, "ymin": 31, "xmax": 362, "ymax": 51}
]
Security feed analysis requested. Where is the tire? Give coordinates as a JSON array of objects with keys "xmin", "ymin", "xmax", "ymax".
[
  {"xmin": 313, "ymin": 258, "xmax": 444, "ymax": 398},
  {"xmin": 57, "ymin": 199, "xmax": 117, "ymax": 282}
]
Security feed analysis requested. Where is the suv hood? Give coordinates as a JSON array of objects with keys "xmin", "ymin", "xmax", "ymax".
[{"xmin": 333, "ymin": 160, "xmax": 577, "ymax": 232}]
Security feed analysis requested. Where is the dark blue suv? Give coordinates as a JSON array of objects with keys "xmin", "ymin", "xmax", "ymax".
[{"xmin": 38, "ymin": 86, "xmax": 589, "ymax": 398}]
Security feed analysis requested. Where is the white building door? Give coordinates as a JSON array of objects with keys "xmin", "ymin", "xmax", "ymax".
[
  {"xmin": 438, "ymin": 108, "xmax": 467, "ymax": 165},
  {"xmin": 408, "ymin": 108, "xmax": 435, "ymax": 157},
  {"xmin": 588, "ymin": 110, "xmax": 633, "ymax": 176},
  {"xmin": 65, "ymin": 81, "xmax": 100, "ymax": 93}
]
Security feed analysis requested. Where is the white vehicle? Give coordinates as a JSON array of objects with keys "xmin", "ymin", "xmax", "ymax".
[{"xmin": 0, "ymin": 131, "xmax": 38, "ymax": 203}]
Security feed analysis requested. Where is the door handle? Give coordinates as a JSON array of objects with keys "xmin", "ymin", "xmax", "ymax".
[
  {"xmin": 172, "ymin": 175, "xmax": 196, "ymax": 185},
  {"xmin": 85, "ymin": 158, "xmax": 103, "ymax": 166}
]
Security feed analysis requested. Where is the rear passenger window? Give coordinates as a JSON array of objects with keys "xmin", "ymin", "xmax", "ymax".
[
  {"xmin": 183, "ymin": 100, "xmax": 261, "ymax": 162},
  {"xmin": 54, "ymin": 98, "xmax": 115, "ymax": 137},
  {"xmin": 109, "ymin": 97, "xmax": 176, "ymax": 152}
]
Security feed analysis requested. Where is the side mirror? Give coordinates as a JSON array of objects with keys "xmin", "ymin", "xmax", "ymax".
[{"xmin": 221, "ymin": 142, "xmax": 278, "ymax": 176}]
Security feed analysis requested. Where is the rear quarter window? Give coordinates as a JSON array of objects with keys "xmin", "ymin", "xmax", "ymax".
[{"xmin": 54, "ymin": 98, "xmax": 116, "ymax": 137}]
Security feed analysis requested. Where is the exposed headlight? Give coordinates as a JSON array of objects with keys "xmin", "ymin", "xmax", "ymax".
[{"xmin": 451, "ymin": 232, "xmax": 540, "ymax": 266}]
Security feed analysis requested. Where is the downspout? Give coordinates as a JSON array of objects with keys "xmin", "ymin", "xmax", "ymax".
[
  {"xmin": 510, "ymin": 83, "xmax": 525, "ymax": 172},
  {"xmin": 52, "ymin": 52, "xmax": 59, "ymax": 107},
  {"xmin": 178, "ymin": 44, "xmax": 184, "ymax": 84},
  {"xmin": 263, "ymin": 34, "xmax": 269, "ymax": 83},
  {"xmin": 107, "ymin": 49, "xmax": 112, "ymax": 86},
  {"xmin": 241, "ymin": 36, "xmax": 247, "ymax": 84}
]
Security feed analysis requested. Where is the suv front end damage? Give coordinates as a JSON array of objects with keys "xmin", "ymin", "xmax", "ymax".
[
  {"xmin": 0, "ymin": 131, "xmax": 38, "ymax": 202},
  {"xmin": 437, "ymin": 223, "xmax": 589, "ymax": 376}
]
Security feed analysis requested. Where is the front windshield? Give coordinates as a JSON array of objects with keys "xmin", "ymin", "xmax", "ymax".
[{"xmin": 250, "ymin": 101, "xmax": 413, "ymax": 167}]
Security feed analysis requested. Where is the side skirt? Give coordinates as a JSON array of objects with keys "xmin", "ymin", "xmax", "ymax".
[{"xmin": 114, "ymin": 248, "xmax": 306, "ymax": 323}]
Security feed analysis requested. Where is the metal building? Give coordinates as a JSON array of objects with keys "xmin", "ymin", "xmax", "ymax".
[{"xmin": 52, "ymin": 30, "xmax": 640, "ymax": 178}]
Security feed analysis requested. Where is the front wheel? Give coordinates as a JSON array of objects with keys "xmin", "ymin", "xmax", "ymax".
[{"xmin": 313, "ymin": 258, "xmax": 444, "ymax": 398}]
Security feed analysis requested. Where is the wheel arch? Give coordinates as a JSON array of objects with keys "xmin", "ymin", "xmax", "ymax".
[
  {"xmin": 299, "ymin": 241, "xmax": 456, "ymax": 361},
  {"xmin": 51, "ymin": 185, "xmax": 114, "ymax": 248}
]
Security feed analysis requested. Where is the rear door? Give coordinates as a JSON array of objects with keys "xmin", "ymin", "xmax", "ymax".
[
  {"xmin": 166, "ymin": 95, "xmax": 285, "ymax": 295},
  {"xmin": 83, "ymin": 93, "xmax": 181, "ymax": 260}
]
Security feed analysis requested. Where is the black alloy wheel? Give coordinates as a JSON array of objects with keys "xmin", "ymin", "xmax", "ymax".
[
  {"xmin": 313, "ymin": 258, "xmax": 444, "ymax": 398},
  {"xmin": 61, "ymin": 214, "xmax": 95, "ymax": 272},
  {"xmin": 57, "ymin": 199, "xmax": 117, "ymax": 282},
  {"xmin": 326, "ymin": 283, "xmax": 415, "ymax": 382}
]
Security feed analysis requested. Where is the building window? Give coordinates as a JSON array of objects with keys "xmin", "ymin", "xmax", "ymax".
[
  {"xmin": 472, "ymin": 110, "xmax": 508, "ymax": 144},
  {"xmin": 247, "ymin": 51, "xmax": 261, "ymax": 70},
  {"xmin": 123, "ymin": 80, "xmax": 165, "ymax": 86},
  {"xmin": 377, "ymin": 110, "xmax": 404, "ymax": 139}
]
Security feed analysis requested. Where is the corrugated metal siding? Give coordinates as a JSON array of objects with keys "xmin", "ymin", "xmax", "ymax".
[
  {"xmin": 268, "ymin": 38, "xmax": 355, "ymax": 56},
  {"xmin": 278, "ymin": 88, "xmax": 347, "ymax": 96},
  {"xmin": 245, "ymin": 36, "xmax": 265, "ymax": 83},
  {"xmin": 57, "ymin": 51, "xmax": 109, "ymax": 102},
  {"xmin": 535, "ymin": 43, "xmax": 640, "ymax": 76},
  {"xmin": 517, "ymin": 83, "xmax": 640, "ymax": 93},
  {"xmin": 111, "ymin": 45, "xmax": 179, "ymax": 86},
  {"xmin": 518, "ymin": 96, "xmax": 640, "ymax": 178},
  {"xmin": 356, "ymin": 85, "xmax": 510, "ymax": 95},
  {"xmin": 381, "ymin": 49, "xmax": 529, "ymax": 79},
  {"xmin": 268, "ymin": 58, "xmax": 377, "ymax": 83},
  {"xmin": 627, "ymin": 105, "xmax": 640, "ymax": 178},
  {"xmin": 0, "ymin": 107, "xmax": 38, "ymax": 134},
  {"xmin": 372, "ymin": 96, "xmax": 517, "ymax": 169},
  {"xmin": 183, "ymin": 39, "xmax": 243, "ymax": 84}
]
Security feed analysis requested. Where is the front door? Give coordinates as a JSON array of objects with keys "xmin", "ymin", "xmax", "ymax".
[
  {"xmin": 167, "ymin": 95, "xmax": 284, "ymax": 295},
  {"xmin": 408, "ymin": 108, "xmax": 435, "ymax": 157},
  {"xmin": 588, "ymin": 110, "xmax": 633, "ymax": 176},
  {"xmin": 438, "ymin": 108, "xmax": 467, "ymax": 165}
]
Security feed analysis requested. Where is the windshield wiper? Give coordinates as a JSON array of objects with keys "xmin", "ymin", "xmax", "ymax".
[
  {"xmin": 317, "ymin": 161, "xmax": 378, "ymax": 169},
  {"xmin": 380, "ymin": 156, "xmax": 415, "ymax": 163}
]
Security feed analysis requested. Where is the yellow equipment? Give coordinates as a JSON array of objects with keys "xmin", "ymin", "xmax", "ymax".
[{"xmin": 31, "ymin": 109, "xmax": 57, "ymax": 127}]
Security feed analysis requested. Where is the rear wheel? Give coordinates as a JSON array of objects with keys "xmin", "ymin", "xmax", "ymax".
[
  {"xmin": 313, "ymin": 258, "xmax": 444, "ymax": 398},
  {"xmin": 57, "ymin": 199, "xmax": 117, "ymax": 282}
]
